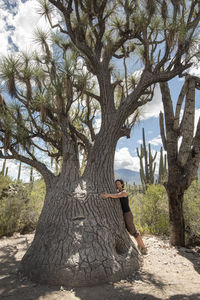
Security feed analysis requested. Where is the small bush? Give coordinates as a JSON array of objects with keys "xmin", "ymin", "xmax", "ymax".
[
  {"xmin": 0, "ymin": 181, "xmax": 29, "ymax": 236},
  {"xmin": 129, "ymin": 181, "xmax": 200, "ymax": 244},
  {"xmin": 0, "ymin": 179, "xmax": 45, "ymax": 237},
  {"xmin": 0, "ymin": 174, "xmax": 11, "ymax": 197},
  {"xmin": 18, "ymin": 180, "xmax": 45, "ymax": 234},
  {"xmin": 184, "ymin": 180, "xmax": 200, "ymax": 245},
  {"xmin": 129, "ymin": 184, "xmax": 169, "ymax": 235}
]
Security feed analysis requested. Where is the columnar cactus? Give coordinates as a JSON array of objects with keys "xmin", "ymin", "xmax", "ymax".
[
  {"xmin": 137, "ymin": 128, "xmax": 157, "ymax": 190},
  {"xmin": 1, "ymin": 159, "xmax": 6, "ymax": 175},
  {"xmin": 30, "ymin": 166, "xmax": 33, "ymax": 182},
  {"xmin": 17, "ymin": 161, "xmax": 21, "ymax": 181},
  {"xmin": 158, "ymin": 146, "xmax": 168, "ymax": 184}
]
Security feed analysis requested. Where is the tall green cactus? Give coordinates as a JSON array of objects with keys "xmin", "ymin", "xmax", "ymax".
[
  {"xmin": 17, "ymin": 162, "xmax": 21, "ymax": 181},
  {"xmin": 137, "ymin": 128, "xmax": 157, "ymax": 190},
  {"xmin": 1, "ymin": 159, "xmax": 6, "ymax": 175},
  {"xmin": 5, "ymin": 167, "xmax": 8, "ymax": 176},
  {"xmin": 30, "ymin": 166, "xmax": 33, "ymax": 182},
  {"xmin": 158, "ymin": 146, "xmax": 168, "ymax": 184}
]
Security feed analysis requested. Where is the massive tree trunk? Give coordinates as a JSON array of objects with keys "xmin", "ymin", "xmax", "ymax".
[
  {"xmin": 20, "ymin": 129, "xmax": 141, "ymax": 286},
  {"xmin": 20, "ymin": 180, "xmax": 140, "ymax": 286},
  {"xmin": 167, "ymin": 188, "xmax": 185, "ymax": 246}
]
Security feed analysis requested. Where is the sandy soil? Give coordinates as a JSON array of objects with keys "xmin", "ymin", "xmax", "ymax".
[{"xmin": 0, "ymin": 233, "xmax": 200, "ymax": 300}]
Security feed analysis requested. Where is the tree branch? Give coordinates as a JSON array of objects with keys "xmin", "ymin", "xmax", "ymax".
[
  {"xmin": 173, "ymin": 79, "xmax": 188, "ymax": 131},
  {"xmin": 9, "ymin": 147, "xmax": 55, "ymax": 188}
]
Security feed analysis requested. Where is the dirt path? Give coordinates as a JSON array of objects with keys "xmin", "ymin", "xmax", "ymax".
[{"xmin": 0, "ymin": 233, "xmax": 200, "ymax": 300}]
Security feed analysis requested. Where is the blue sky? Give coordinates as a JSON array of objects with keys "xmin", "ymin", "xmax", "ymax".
[{"xmin": 0, "ymin": 0, "xmax": 200, "ymax": 181}]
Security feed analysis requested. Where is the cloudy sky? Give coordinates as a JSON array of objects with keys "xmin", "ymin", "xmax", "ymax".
[{"xmin": 0, "ymin": 0, "xmax": 200, "ymax": 181}]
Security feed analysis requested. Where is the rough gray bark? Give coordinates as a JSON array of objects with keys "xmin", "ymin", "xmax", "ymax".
[
  {"xmin": 159, "ymin": 76, "xmax": 200, "ymax": 246},
  {"xmin": 20, "ymin": 133, "xmax": 140, "ymax": 286},
  {"xmin": 168, "ymin": 189, "xmax": 185, "ymax": 246},
  {"xmin": 20, "ymin": 183, "xmax": 140, "ymax": 286}
]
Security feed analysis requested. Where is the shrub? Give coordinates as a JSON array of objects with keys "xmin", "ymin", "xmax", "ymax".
[
  {"xmin": 184, "ymin": 180, "xmax": 200, "ymax": 245},
  {"xmin": 18, "ymin": 180, "xmax": 45, "ymax": 234},
  {"xmin": 0, "ymin": 181, "xmax": 29, "ymax": 236},
  {"xmin": 0, "ymin": 174, "xmax": 11, "ymax": 197},
  {"xmin": 129, "ymin": 181, "xmax": 200, "ymax": 245},
  {"xmin": 129, "ymin": 184, "xmax": 169, "ymax": 235},
  {"xmin": 0, "ymin": 179, "xmax": 45, "ymax": 237}
]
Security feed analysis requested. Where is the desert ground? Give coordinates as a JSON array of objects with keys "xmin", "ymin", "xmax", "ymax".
[{"xmin": 0, "ymin": 233, "xmax": 200, "ymax": 300}]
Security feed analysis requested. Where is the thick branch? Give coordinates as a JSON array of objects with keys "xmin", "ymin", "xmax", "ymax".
[
  {"xmin": 177, "ymin": 77, "xmax": 195, "ymax": 167},
  {"xmin": 173, "ymin": 79, "xmax": 189, "ymax": 131},
  {"xmin": 9, "ymin": 147, "xmax": 55, "ymax": 188}
]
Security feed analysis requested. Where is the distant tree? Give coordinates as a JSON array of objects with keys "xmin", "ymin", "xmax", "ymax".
[
  {"xmin": 159, "ymin": 74, "xmax": 200, "ymax": 246},
  {"xmin": 0, "ymin": 0, "xmax": 200, "ymax": 286}
]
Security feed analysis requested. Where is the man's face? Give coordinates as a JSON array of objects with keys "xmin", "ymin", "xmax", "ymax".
[{"xmin": 115, "ymin": 181, "xmax": 123, "ymax": 191}]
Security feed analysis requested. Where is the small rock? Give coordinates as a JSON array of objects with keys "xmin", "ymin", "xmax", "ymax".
[{"xmin": 182, "ymin": 263, "xmax": 189, "ymax": 266}]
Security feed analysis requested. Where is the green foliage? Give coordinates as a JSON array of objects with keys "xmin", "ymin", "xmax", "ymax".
[
  {"xmin": 184, "ymin": 180, "xmax": 200, "ymax": 245},
  {"xmin": 18, "ymin": 180, "xmax": 45, "ymax": 234},
  {"xmin": 130, "ymin": 184, "xmax": 169, "ymax": 235},
  {"xmin": 1, "ymin": 174, "xmax": 200, "ymax": 244},
  {"xmin": 129, "ymin": 181, "xmax": 200, "ymax": 244},
  {"xmin": 0, "ymin": 179, "xmax": 45, "ymax": 237},
  {"xmin": 0, "ymin": 174, "xmax": 12, "ymax": 197}
]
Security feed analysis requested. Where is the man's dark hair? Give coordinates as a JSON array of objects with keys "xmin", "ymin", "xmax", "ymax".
[{"xmin": 115, "ymin": 179, "xmax": 124, "ymax": 188}]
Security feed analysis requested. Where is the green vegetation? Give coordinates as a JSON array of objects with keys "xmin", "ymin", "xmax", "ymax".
[
  {"xmin": 183, "ymin": 180, "xmax": 200, "ymax": 246},
  {"xmin": 0, "ymin": 174, "xmax": 45, "ymax": 237},
  {"xmin": 129, "ymin": 182, "xmax": 200, "ymax": 246},
  {"xmin": 0, "ymin": 173, "xmax": 199, "ymax": 246},
  {"xmin": 129, "ymin": 184, "xmax": 169, "ymax": 235}
]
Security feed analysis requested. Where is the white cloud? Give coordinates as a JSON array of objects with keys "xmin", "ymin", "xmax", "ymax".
[
  {"xmin": 93, "ymin": 114, "xmax": 101, "ymax": 134},
  {"xmin": 114, "ymin": 146, "xmax": 168, "ymax": 174},
  {"xmin": 149, "ymin": 135, "xmax": 162, "ymax": 146},
  {"xmin": 0, "ymin": 0, "xmax": 56, "ymax": 58},
  {"xmin": 140, "ymin": 84, "xmax": 163, "ymax": 120},
  {"xmin": 137, "ymin": 139, "xmax": 142, "ymax": 144},
  {"xmin": 11, "ymin": 0, "xmax": 51, "ymax": 53},
  {"xmin": 114, "ymin": 147, "xmax": 140, "ymax": 172},
  {"xmin": 137, "ymin": 135, "xmax": 162, "ymax": 147},
  {"xmin": 0, "ymin": 4, "xmax": 13, "ymax": 57}
]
